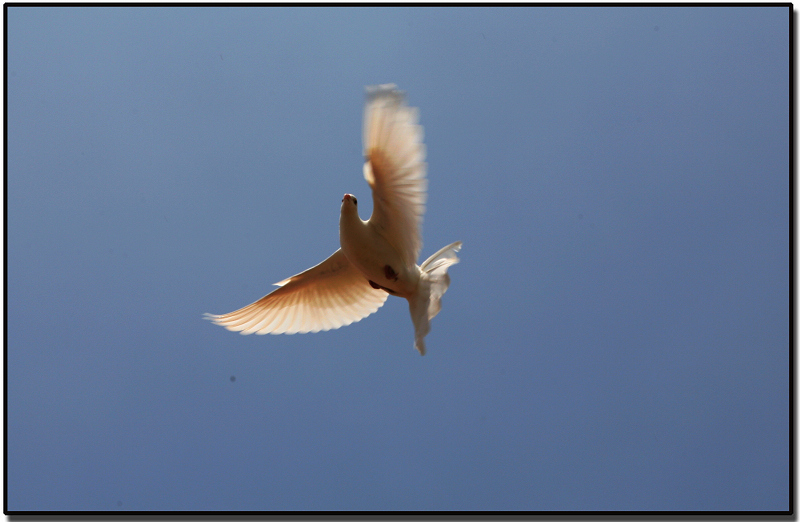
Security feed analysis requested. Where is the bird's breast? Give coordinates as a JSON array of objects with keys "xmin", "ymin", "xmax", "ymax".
[{"xmin": 340, "ymin": 215, "xmax": 419, "ymax": 298}]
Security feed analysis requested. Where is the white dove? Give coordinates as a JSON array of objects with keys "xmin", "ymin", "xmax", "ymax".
[{"xmin": 205, "ymin": 84, "xmax": 461, "ymax": 355}]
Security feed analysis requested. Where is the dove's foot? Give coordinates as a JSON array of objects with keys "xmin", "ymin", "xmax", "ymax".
[
  {"xmin": 369, "ymin": 279, "xmax": 398, "ymax": 295},
  {"xmin": 384, "ymin": 264, "xmax": 399, "ymax": 282}
]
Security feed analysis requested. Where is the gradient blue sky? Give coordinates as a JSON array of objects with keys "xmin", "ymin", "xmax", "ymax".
[{"xmin": 7, "ymin": 6, "xmax": 789, "ymax": 512}]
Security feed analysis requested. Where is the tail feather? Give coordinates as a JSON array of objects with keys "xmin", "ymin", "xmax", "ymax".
[{"xmin": 408, "ymin": 241, "xmax": 462, "ymax": 355}]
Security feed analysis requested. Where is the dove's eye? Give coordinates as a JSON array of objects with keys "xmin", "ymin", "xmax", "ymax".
[{"xmin": 353, "ymin": 197, "xmax": 358, "ymax": 205}]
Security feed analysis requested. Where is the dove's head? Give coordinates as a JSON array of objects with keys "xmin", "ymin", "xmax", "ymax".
[{"xmin": 341, "ymin": 193, "xmax": 359, "ymax": 216}]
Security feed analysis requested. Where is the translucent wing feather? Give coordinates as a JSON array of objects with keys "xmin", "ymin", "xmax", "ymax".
[
  {"xmin": 205, "ymin": 249, "xmax": 388, "ymax": 335},
  {"xmin": 363, "ymin": 84, "xmax": 427, "ymax": 266}
]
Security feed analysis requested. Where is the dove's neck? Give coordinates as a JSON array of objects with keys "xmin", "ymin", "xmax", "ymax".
[{"xmin": 339, "ymin": 204, "xmax": 367, "ymax": 254}]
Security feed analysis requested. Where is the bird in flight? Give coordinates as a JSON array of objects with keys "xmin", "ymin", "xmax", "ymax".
[{"xmin": 205, "ymin": 84, "xmax": 461, "ymax": 355}]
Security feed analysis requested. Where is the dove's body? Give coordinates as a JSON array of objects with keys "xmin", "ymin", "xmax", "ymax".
[
  {"xmin": 205, "ymin": 84, "xmax": 461, "ymax": 355},
  {"xmin": 339, "ymin": 198, "xmax": 420, "ymax": 298}
]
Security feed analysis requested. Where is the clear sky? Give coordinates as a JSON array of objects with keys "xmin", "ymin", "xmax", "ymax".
[{"xmin": 6, "ymin": 6, "xmax": 789, "ymax": 512}]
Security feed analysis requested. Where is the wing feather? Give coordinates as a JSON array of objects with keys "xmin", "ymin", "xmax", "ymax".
[
  {"xmin": 205, "ymin": 249, "xmax": 388, "ymax": 335},
  {"xmin": 363, "ymin": 84, "xmax": 427, "ymax": 266}
]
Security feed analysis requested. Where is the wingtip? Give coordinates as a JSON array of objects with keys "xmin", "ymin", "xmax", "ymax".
[
  {"xmin": 365, "ymin": 83, "xmax": 404, "ymax": 102},
  {"xmin": 366, "ymin": 82, "xmax": 399, "ymax": 93}
]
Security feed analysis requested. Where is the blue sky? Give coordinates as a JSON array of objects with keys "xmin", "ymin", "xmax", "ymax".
[{"xmin": 6, "ymin": 6, "xmax": 789, "ymax": 512}]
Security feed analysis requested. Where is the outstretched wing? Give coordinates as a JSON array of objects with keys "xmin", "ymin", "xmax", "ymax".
[
  {"xmin": 363, "ymin": 84, "xmax": 427, "ymax": 267},
  {"xmin": 205, "ymin": 249, "xmax": 389, "ymax": 335}
]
